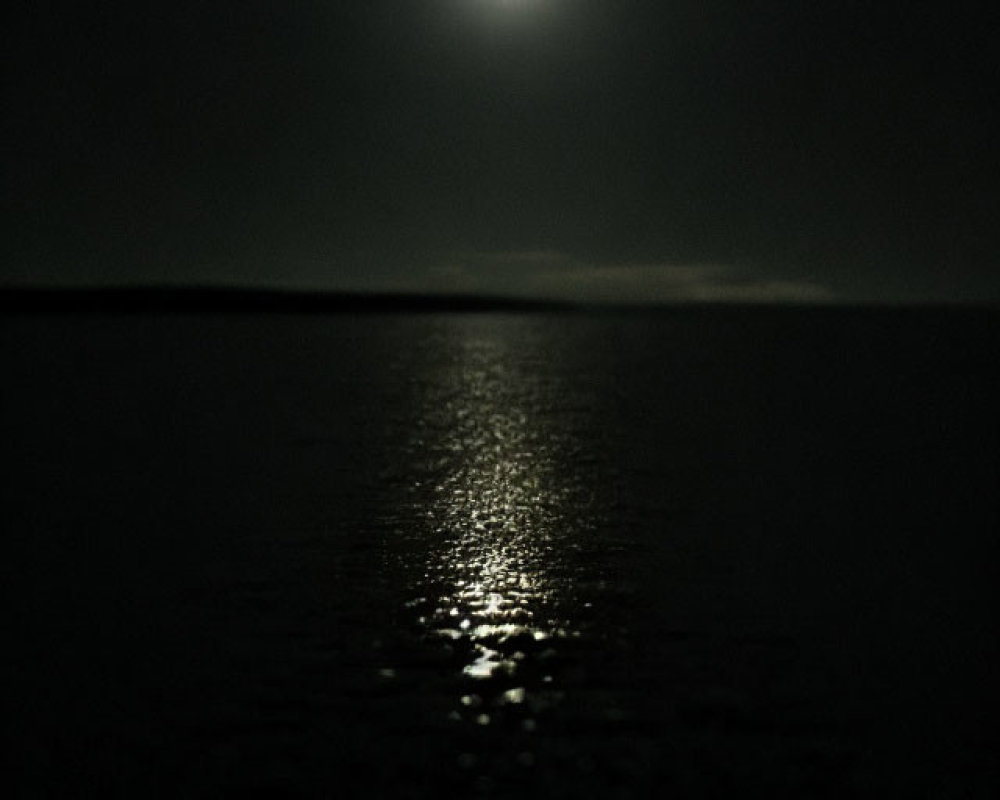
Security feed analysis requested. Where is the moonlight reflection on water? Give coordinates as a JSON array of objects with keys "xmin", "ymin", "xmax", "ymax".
[{"xmin": 395, "ymin": 318, "xmax": 613, "ymax": 722}]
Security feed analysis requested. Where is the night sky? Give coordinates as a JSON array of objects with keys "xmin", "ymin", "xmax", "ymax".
[{"xmin": 5, "ymin": 1, "xmax": 996, "ymax": 302}]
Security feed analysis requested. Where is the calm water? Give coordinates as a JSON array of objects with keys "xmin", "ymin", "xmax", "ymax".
[{"xmin": 4, "ymin": 310, "xmax": 998, "ymax": 796}]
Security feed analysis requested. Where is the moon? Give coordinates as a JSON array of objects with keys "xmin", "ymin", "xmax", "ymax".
[{"xmin": 476, "ymin": 0, "xmax": 543, "ymax": 12}]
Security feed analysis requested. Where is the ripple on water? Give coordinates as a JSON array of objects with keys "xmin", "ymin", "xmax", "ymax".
[{"xmin": 386, "ymin": 319, "xmax": 622, "ymax": 741}]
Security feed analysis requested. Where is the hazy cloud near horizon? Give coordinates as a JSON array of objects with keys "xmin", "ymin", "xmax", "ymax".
[{"xmin": 362, "ymin": 252, "xmax": 839, "ymax": 304}]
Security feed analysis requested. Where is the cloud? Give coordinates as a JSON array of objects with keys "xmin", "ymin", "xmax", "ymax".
[{"xmin": 412, "ymin": 251, "xmax": 838, "ymax": 304}]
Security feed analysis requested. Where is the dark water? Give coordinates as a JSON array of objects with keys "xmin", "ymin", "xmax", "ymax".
[{"xmin": 3, "ymin": 310, "xmax": 998, "ymax": 797}]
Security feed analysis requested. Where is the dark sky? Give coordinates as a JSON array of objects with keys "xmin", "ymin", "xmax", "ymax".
[{"xmin": 4, "ymin": 1, "xmax": 996, "ymax": 302}]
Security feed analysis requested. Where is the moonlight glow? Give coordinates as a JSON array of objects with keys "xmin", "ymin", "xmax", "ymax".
[{"xmin": 466, "ymin": 0, "xmax": 551, "ymax": 19}]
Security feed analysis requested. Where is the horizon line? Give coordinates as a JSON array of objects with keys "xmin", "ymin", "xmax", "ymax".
[{"xmin": 2, "ymin": 283, "xmax": 997, "ymax": 313}]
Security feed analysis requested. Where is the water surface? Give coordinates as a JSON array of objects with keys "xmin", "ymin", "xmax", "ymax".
[{"xmin": 4, "ymin": 309, "xmax": 997, "ymax": 796}]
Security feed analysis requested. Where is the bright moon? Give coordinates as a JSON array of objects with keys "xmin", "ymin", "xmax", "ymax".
[{"xmin": 481, "ymin": 0, "xmax": 540, "ymax": 10}]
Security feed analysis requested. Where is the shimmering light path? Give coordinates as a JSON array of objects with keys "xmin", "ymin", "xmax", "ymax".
[{"xmin": 388, "ymin": 317, "xmax": 622, "ymax": 741}]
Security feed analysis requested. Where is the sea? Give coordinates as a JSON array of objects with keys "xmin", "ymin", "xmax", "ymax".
[{"xmin": 3, "ymin": 307, "xmax": 997, "ymax": 797}]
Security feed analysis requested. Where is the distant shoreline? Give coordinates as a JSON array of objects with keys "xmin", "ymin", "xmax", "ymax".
[
  {"xmin": 1, "ymin": 285, "xmax": 996, "ymax": 314},
  {"xmin": 0, "ymin": 286, "xmax": 575, "ymax": 314}
]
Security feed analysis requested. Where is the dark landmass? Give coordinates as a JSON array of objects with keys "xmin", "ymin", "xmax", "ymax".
[
  {"xmin": 0, "ymin": 286, "xmax": 577, "ymax": 314},
  {"xmin": 3, "ymin": 285, "xmax": 998, "ymax": 316}
]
